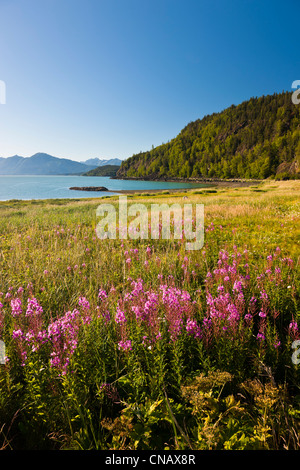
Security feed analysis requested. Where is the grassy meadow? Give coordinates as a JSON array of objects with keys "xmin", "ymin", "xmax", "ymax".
[{"xmin": 0, "ymin": 180, "xmax": 299, "ymax": 450}]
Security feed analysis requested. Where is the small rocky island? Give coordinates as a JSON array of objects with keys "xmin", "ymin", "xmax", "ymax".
[{"xmin": 69, "ymin": 186, "xmax": 109, "ymax": 192}]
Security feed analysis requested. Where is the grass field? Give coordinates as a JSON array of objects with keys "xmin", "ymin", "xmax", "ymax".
[{"xmin": 0, "ymin": 180, "xmax": 299, "ymax": 450}]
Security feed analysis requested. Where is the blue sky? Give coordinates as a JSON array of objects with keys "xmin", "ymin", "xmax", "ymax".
[{"xmin": 0, "ymin": 0, "xmax": 299, "ymax": 161}]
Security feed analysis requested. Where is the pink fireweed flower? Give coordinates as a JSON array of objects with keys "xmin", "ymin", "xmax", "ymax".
[
  {"xmin": 47, "ymin": 308, "xmax": 83, "ymax": 373},
  {"xmin": 118, "ymin": 340, "xmax": 132, "ymax": 351},
  {"xmin": 260, "ymin": 291, "xmax": 269, "ymax": 302},
  {"xmin": 257, "ymin": 332, "xmax": 265, "ymax": 341},
  {"xmin": 115, "ymin": 306, "xmax": 127, "ymax": 324},
  {"xmin": 12, "ymin": 328, "xmax": 23, "ymax": 339},
  {"xmin": 131, "ymin": 305, "xmax": 144, "ymax": 321},
  {"xmin": 26, "ymin": 298, "xmax": 43, "ymax": 317},
  {"xmin": 244, "ymin": 313, "xmax": 253, "ymax": 322},
  {"xmin": 78, "ymin": 297, "xmax": 90, "ymax": 310},
  {"xmin": 233, "ymin": 281, "xmax": 243, "ymax": 293},
  {"xmin": 289, "ymin": 322, "xmax": 298, "ymax": 333},
  {"xmin": 98, "ymin": 289, "xmax": 108, "ymax": 301},
  {"xmin": 186, "ymin": 318, "xmax": 202, "ymax": 338},
  {"xmin": 11, "ymin": 298, "xmax": 22, "ymax": 317}
]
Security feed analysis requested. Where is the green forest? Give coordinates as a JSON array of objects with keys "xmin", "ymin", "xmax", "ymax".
[
  {"xmin": 83, "ymin": 164, "xmax": 119, "ymax": 177},
  {"xmin": 117, "ymin": 91, "xmax": 300, "ymax": 180}
]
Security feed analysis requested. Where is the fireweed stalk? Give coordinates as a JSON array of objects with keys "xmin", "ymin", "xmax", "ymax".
[{"xmin": 3, "ymin": 245, "xmax": 297, "ymax": 377}]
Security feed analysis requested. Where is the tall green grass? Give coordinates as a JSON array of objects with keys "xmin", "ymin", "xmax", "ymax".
[{"xmin": 0, "ymin": 180, "xmax": 299, "ymax": 450}]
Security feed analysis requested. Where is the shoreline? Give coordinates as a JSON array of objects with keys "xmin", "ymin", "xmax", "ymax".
[{"xmin": 71, "ymin": 177, "xmax": 263, "ymax": 195}]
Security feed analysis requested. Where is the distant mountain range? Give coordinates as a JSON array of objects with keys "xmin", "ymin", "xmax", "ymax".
[
  {"xmin": 0, "ymin": 153, "xmax": 123, "ymax": 175},
  {"xmin": 80, "ymin": 158, "xmax": 123, "ymax": 167}
]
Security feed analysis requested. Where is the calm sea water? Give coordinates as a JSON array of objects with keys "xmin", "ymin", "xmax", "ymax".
[{"xmin": 0, "ymin": 175, "xmax": 207, "ymax": 201}]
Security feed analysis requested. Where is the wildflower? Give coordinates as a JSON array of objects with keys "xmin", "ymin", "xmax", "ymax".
[
  {"xmin": 257, "ymin": 333, "xmax": 265, "ymax": 341},
  {"xmin": 118, "ymin": 340, "xmax": 132, "ymax": 351},
  {"xmin": 12, "ymin": 329, "xmax": 23, "ymax": 339},
  {"xmin": 26, "ymin": 298, "xmax": 43, "ymax": 317},
  {"xmin": 78, "ymin": 297, "xmax": 90, "ymax": 310},
  {"xmin": 258, "ymin": 311, "xmax": 267, "ymax": 318},
  {"xmin": 115, "ymin": 306, "xmax": 126, "ymax": 324},
  {"xmin": 186, "ymin": 318, "xmax": 202, "ymax": 338},
  {"xmin": 233, "ymin": 281, "xmax": 243, "ymax": 293},
  {"xmin": 289, "ymin": 322, "xmax": 298, "ymax": 331},
  {"xmin": 11, "ymin": 298, "xmax": 22, "ymax": 317},
  {"xmin": 244, "ymin": 313, "xmax": 253, "ymax": 322},
  {"xmin": 98, "ymin": 289, "xmax": 108, "ymax": 301},
  {"xmin": 260, "ymin": 291, "xmax": 269, "ymax": 301},
  {"xmin": 131, "ymin": 305, "xmax": 144, "ymax": 320}
]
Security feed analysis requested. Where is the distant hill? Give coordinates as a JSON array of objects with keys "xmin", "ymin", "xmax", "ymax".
[
  {"xmin": 83, "ymin": 164, "xmax": 120, "ymax": 177},
  {"xmin": 117, "ymin": 91, "xmax": 300, "ymax": 180},
  {"xmin": 81, "ymin": 158, "xmax": 123, "ymax": 167},
  {"xmin": 0, "ymin": 153, "xmax": 99, "ymax": 175}
]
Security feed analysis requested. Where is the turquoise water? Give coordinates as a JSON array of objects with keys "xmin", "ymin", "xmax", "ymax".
[{"xmin": 0, "ymin": 175, "xmax": 207, "ymax": 201}]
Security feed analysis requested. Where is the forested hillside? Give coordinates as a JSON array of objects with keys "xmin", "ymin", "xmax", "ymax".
[
  {"xmin": 83, "ymin": 164, "xmax": 119, "ymax": 177},
  {"xmin": 117, "ymin": 91, "xmax": 300, "ymax": 180}
]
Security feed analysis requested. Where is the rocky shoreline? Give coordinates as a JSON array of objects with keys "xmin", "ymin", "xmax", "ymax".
[{"xmin": 111, "ymin": 176, "xmax": 263, "ymax": 188}]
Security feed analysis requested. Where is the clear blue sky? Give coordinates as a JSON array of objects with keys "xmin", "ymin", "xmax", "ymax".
[{"xmin": 0, "ymin": 0, "xmax": 299, "ymax": 162}]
